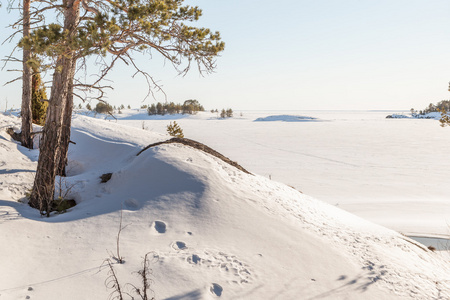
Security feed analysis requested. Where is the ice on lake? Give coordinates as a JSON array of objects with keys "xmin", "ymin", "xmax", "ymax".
[{"xmin": 112, "ymin": 109, "xmax": 450, "ymax": 237}]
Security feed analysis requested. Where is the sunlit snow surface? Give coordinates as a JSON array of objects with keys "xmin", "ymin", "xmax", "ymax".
[
  {"xmin": 116, "ymin": 110, "xmax": 450, "ymax": 237},
  {"xmin": 0, "ymin": 110, "xmax": 449, "ymax": 300}
]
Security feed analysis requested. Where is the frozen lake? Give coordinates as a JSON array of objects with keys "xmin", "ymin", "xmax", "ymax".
[{"xmin": 114, "ymin": 110, "xmax": 450, "ymax": 237}]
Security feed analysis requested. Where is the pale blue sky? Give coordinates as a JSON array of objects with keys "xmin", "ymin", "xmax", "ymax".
[{"xmin": 1, "ymin": 0, "xmax": 450, "ymax": 110}]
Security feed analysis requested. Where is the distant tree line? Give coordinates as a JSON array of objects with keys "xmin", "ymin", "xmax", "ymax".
[
  {"xmin": 411, "ymin": 100, "xmax": 450, "ymax": 115},
  {"xmin": 210, "ymin": 108, "xmax": 233, "ymax": 118},
  {"xmin": 147, "ymin": 100, "xmax": 204, "ymax": 115}
]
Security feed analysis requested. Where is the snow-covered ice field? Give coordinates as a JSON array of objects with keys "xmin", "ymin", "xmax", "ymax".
[
  {"xmin": 115, "ymin": 110, "xmax": 450, "ymax": 238},
  {"xmin": 1, "ymin": 110, "xmax": 449, "ymax": 299}
]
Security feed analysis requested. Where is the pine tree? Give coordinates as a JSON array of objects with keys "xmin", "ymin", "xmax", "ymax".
[
  {"xmin": 147, "ymin": 104, "xmax": 157, "ymax": 115},
  {"xmin": 19, "ymin": 0, "xmax": 224, "ymax": 215},
  {"xmin": 95, "ymin": 102, "xmax": 113, "ymax": 114},
  {"xmin": 31, "ymin": 68, "xmax": 48, "ymax": 125},
  {"xmin": 156, "ymin": 102, "xmax": 163, "ymax": 115},
  {"xmin": 167, "ymin": 121, "xmax": 184, "ymax": 138}
]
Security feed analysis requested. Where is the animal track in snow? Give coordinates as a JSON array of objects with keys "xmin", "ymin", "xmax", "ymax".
[
  {"xmin": 190, "ymin": 254, "xmax": 201, "ymax": 264},
  {"xmin": 185, "ymin": 250, "xmax": 254, "ymax": 285},
  {"xmin": 157, "ymin": 247, "xmax": 255, "ymax": 285},
  {"xmin": 210, "ymin": 283, "xmax": 223, "ymax": 297},
  {"xmin": 153, "ymin": 221, "xmax": 166, "ymax": 234},
  {"xmin": 172, "ymin": 241, "xmax": 187, "ymax": 250}
]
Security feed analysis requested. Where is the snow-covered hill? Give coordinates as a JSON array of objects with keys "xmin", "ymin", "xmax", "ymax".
[{"xmin": 0, "ymin": 113, "xmax": 449, "ymax": 299}]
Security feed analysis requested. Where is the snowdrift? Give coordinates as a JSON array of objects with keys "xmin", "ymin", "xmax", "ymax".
[{"xmin": 0, "ymin": 113, "xmax": 449, "ymax": 299}]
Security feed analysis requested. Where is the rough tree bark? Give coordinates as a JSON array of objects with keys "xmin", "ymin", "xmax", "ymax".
[
  {"xmin": 29, "ymin": 0, "xmax": 80, "ymax": 215},
  {"xmin": 57, "ymin": 61, "xmax": 75, "ymax": 177},
  {"xmin": 20, "ymin": 0, "xmax": 33, "ymax": 149}
]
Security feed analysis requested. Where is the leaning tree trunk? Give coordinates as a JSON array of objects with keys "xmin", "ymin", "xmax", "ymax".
[
  {"xmin": 29, "ymin": 0, "xmax": 81, "ymax": 215},
  {"xmin": 20, "ymin": 0, "xmax": 33, "ymax": 149},
  {"xmin": 57, "ymin": 60, "xmax": 75, "ymax": 177}
]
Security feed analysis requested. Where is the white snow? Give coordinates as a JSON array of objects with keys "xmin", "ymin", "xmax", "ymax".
[
  {"xmin": 254, "ymin": 115, "xmax": 318, "ymax": 122},
  {"xmin": 111, "ymin": 110, "xmax": 450, "ymax": 237},
  {"xmin": 0, "ymin": 110, "xmax": 449, "ymax": 299}
]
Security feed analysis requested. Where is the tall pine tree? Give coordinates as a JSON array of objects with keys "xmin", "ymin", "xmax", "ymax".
[{"xmin": 19, "ymin": 0, "xmax": 224, "ymax": 215}]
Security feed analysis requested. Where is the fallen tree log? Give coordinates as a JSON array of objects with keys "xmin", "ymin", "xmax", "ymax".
[{"xmin": 138, "ymin": 137, "xmax": 252, "ymax": 175}]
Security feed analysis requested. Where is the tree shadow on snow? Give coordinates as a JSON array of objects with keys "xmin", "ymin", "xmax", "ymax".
[
  {"xmin": 0, "ymin": 151, "xmax": 207, "ymax": 223},
  {"xmin": 163, "ymin": 289, "xmax": 203, "ymax": 300},
  {"xmin": 307, "ymin": 262, "xmax": 389, "ymax": 299},
  {"xmin": 0, "ymin": 169, "xmax": 35, "ymax": 175}
]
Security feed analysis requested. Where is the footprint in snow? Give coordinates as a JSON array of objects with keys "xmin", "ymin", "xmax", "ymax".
[
  {"xmin": 172, "ymin": 241, "xmax": 187, "ymax": 250},
  {"xmin": 187, "ymin": 254, "xmax": 201, "ymax": 264},
  {"xmin": 153, "ymin": 221, "xmax": 166, "ymax": 234},
  {"xmin": 210, "ymin": 283, "xmax": 223, "ymax": 297}
]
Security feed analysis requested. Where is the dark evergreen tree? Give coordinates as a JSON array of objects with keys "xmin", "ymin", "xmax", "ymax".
[
  {"xmin": 167, "ymin": 121, "xmax": 184, "ymax": 138},
  {"xmin": 94, "ymin": 102, "xmax": 113, "ymax": 114},
  {"xmin": 31, "ymin": 68, "xmax": 48, "ymax": 125},
  {"xmin": 156, "ymin": 102, "xmax": 163, "ymax": 115},
  {"xmin": 147, "ymin": 103, "xmax": 157, "ymax": 115}
]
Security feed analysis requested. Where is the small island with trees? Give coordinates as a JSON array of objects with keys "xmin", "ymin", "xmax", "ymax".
[{"xmin": 386, "ymin": 100, "xmax": 450, "ymax": 125}]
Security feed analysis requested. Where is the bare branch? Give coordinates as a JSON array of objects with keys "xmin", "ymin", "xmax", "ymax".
[{"xmin": 3, "ymin": 75, "xmax": 22, "ymax": 85}]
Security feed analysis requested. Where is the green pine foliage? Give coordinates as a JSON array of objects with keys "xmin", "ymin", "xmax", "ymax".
[
  {"xmin": 31, "ymin": 69, "xmax": 48, "ymax": 125},
  {"xmin": 94, "ymin": 102, "xmax": 113, "ymax": 114},
  {"xmin": 438, "ymin": 109, "xmax": 450, "ymax": 127},
  {"xmin": 18, "ymin": 0, "xmax": 225, "ymax": 78},
  {"xmin": 147, "ymin": 100, "xmax": 203, "ymax": 116},
  {"xmin": 167, "ymin": 121, "xmax": 184, "ymax": 138},
  {"xmin": 411, "ymin": 100, "xmax": 450, "ymax": 115},
  {"xmin": 219, "ymin": 108, "xmax": 233, "ymax": 119}
]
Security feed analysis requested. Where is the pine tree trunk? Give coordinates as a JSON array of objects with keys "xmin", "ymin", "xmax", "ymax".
[
  {"xmin": 57, "ymin": 61, "xmax": 75, "ymax": 177},
  {"xmin": 29, "ymin": 0, "xmax": 80, "ymax": 215},
  {"xmin": 21, "ymin": 0, "xmax": 33, "ymax": 149}
]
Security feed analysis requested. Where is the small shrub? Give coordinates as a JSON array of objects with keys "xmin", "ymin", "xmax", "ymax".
[
  {"xmin": 167, "ymin": 121, "xmax": 184, "ymax": 138},
  {"xmin": 95, "ymin": 102, "xmax": 113, "ymax": 114},
  {"xmin": 31, "ymin": 70, "xmax": 48, "ymax": 125},
  {"xmin": 52, "ymin": 197, "xmax": 76, "ymax": 214}
]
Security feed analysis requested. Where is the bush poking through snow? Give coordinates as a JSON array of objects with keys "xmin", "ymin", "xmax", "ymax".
[
  {"xmin": 105, "ymin": 253, "xmax": 156, "ymax": 300},
  {"xmin": 52, "ymin": 197, "xmax": 76, "ymax": 214},
  {"xmin": 109, "ymin": 209, "xmax": 129, "ymax": 264},
  {"xmin": 166, "ymin": 121, "xmax": 184, "ymax": 138},
  {"xmin": 100, "ymin": 173, "xmax": 113, "ymax": 183}
]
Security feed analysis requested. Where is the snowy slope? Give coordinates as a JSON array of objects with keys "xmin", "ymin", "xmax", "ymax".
[
  {"xmin": 0, "ymin": 113, "xmax": 449, "ymax": 299},
  {"xmin": 111, "ymin": 109, "xmax": 450, "ymax": 238}
]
